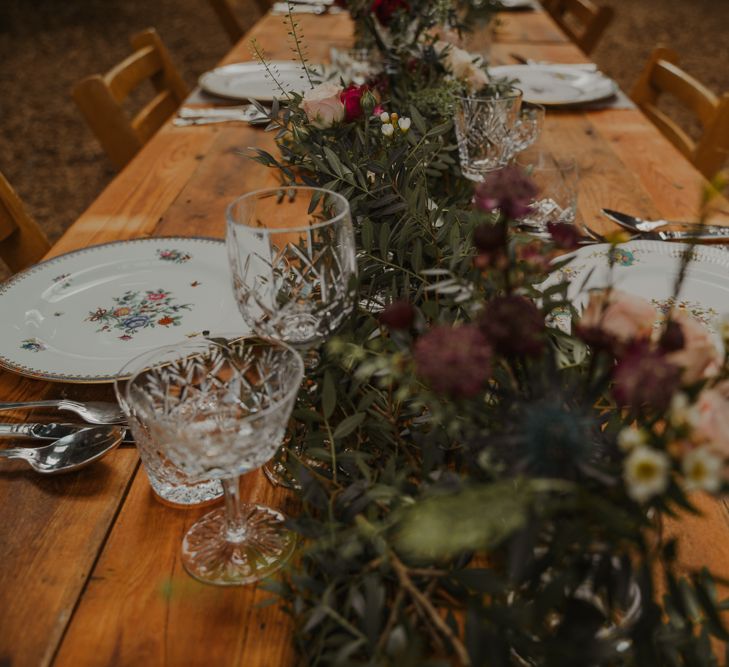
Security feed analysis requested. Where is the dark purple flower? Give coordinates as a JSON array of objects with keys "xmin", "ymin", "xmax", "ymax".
[
  {"xmin": 658, "ymin": 319, "xmax": 685, "ymax": 353},
  {"xmin": 414, "ymin": 324, "xmax": 492, "ymax": 398},
  {"xmin": 474, "ymin": 166, "xmax": 538, "ymax": 220},
  {"xmin": 473, "ymin": 222, "xmax": 507, "ymax": 252},
  {"xmin": 547, "ymin": 221, "xmax": 580, "ymax": 250},
  {"xmin": 371, "ymin": 0, "xmax": 410, "ymax": 26},
  {"xmin": 479, "ymin": 295, "xmax": 545, "ymax": 357},
  {"xmin": 612, "ymin": 342, "xmax": 681, "ymax": 411},
  {"xmin": 574, "ymin": 324, "xmax": 618, "ymax": 354},
  {"xmin": 379, "ymin": 300, "xmax": 416, "ymax": 330}
]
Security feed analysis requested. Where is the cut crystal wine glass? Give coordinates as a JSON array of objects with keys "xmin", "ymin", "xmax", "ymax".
[
  {"xmin": 454, "ymin": 87, "xmax": 523, "ymax": 181},
  {"xmin": 226, "ymin": 186, "xmax": 357, "ymax": 352},
  {"xmin": 226, "ymin": 186, "xmax": 357, "ymax": 486},
  {"xmin": 124, "ymin": 335, "xmax": 304, "ymax": 586}
]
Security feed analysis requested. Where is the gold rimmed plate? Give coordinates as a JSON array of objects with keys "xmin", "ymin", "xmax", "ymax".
[{"xmin": 0, "ymin": 237, "xmax": 249, "ymax": 383}]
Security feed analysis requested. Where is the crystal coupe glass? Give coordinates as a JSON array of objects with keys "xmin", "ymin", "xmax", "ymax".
[{"xmin": 124, "ymin": 336, "xmax": 304, "ymax": 586}]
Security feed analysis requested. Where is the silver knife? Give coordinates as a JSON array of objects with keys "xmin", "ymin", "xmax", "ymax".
[
  {"xmin": 0, "ymin": 422, "xmax": 135, "ymax": 444},
  {"xmin": 602, "ymin": 208, "xmax": 729, "ymax": 243}
]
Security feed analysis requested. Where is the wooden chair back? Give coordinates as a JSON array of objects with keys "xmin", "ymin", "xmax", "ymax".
[
  {"xmin": 0, "ymin": 171, "xmax": 50, "ymax": 274},
  {"xmin": 72, "ymin": 28, "xmax": 189, "ymax": 171},
  {"xmin": 631, "ymin": 47, "xmax": 729, "ymax": 179},
  {"xmin": 205, "ymin": 0, "xmax": 270, "ymax": 44},
  {"xmin": 546, "ymin": 0, "xmax": 614, "ymax": 54}
]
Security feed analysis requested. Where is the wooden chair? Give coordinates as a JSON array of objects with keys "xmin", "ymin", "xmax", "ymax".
[
  {"xmin": 73, "ymin": 28, "xmax": 189, "ymax": 171},
  {"xmin": 545, "ymin": 0, "xmax": 614, "ymax": 55},
  {"xmin": 631, "ymin": 47, "xmax": 729, "ymax": 180},
  {"xmin": 205, "ymin": 0, "xmax": 270, "ymax": 44},
  {"xmin": 0, "ymin": 170, "xmax": 50, "ymax": 274}
]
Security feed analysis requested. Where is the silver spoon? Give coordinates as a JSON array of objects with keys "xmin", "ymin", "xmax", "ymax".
[
  {"xmin": 0, "ymin": 399, "xmax": 126, "ymax": 425},
  {"xmin": 0, "ymin": 426, "xmax": 124, "ymax": 474}
]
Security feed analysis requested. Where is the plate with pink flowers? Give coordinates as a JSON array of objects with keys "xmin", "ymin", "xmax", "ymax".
[{"xmin": 0, "ymin": 237, "xmax": 249, "ymax": 383}]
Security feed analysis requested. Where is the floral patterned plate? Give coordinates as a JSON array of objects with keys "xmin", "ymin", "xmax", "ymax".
[
  {"xmin": 0, "ymin": 238, "xmax": 249, "ymax": 383},
  {"xmin": 549, "ymin": 240, "xmax": 729, "ymax": 332}
]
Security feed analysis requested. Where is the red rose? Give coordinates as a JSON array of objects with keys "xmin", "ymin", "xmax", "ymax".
[
  {"xmin": 371, "ymin": 0, "xmax": 409, "ymax": 26},
  {"xmin": 340, "ymin": 84, "xmax": 367, "ymax": 122}
]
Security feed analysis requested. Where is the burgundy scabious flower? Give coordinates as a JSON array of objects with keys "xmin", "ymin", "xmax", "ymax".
[
  {"xmin": 547, "ymin": 221, "xmax": 581, "ymax": 250},
  {"xmin": 340, "ymin": 84, "xmax": 367, "ymax": 122},
  {"xmin": 479, "ymin": 295, "xmax": 545, "ymax": 357},
  {"xmin": 371, "ymin": 0, "xmax": 410, "ymax": 26},
  {"xmin": 612, "ymin": 342, "xmax": 681, "ymax": 412},
  {"xmin": 379, "ymin": 300, "xmax": 416, "ymax": 331},
  {"xmin": 658, "ymin": 319, "xmax": 685, "ymax": 353},
  {"xmin": 474, "ymin": 166, "xmax": 538, "ymax": 220},
  {"xmin": 414, "ymin": 324, "xmax": 492, "ymax": 398},
  {"xmin": 473, "ymin": 222, "xmax": 508, "ymax": 252}
]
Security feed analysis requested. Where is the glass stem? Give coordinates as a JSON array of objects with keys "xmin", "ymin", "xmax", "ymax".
[
  {"xmin": 302, "ymin": 348, "xmax": 320, "ymax": 370},
  {"xmin": 221, "ymin": 476, "xmax": 247, "ymax": 543}
]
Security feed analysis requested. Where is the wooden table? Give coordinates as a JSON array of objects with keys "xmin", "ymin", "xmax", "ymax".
[{"xmin": 2, "ymin": 8, "xmax": 728, "ymax": 667}]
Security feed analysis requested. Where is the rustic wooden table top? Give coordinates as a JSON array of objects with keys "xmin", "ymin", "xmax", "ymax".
[{"xmin": 1, "ymin": 8, "xmax": 728, "ymax": 667}]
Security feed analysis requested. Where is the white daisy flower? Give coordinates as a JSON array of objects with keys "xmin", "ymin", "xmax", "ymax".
[
  {"xmin": 398, "ymin": 116, "xmax": 411, "ymax": 132},
  {"xmin": 379, "ymin": 111, "xmax": 391, "ymax": 123},
  {"xmin": 623, "ymin": 446, "xmax": 670, "ymax": 503},
  {"xmin": 683, "ymin": 446, "xmax": 723, "ymax": 492},
  {"xmin": 617, "ymin": 427, "xmax": 647, "ymax": 452},
  {"xmin": 381, "ymin": 123, "xmax": 395, "ymax": 137},
  {"xmin": 669, "ymin": 392, "xmax": 692, "ymax": 428}
]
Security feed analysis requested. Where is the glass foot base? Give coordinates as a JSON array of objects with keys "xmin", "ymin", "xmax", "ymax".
[
  {"xmin": 263, "ymin": 456, "xmax": 301, "ymax": 490},
  {"xmin": 181, "ymin": 504, "xmax": 296, "ymax": 586},
  {"xmin": 263, "ymin": 448, "xmax": 328, "ymax": 489}
]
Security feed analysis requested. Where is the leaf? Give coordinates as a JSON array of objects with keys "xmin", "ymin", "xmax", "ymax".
[
  {"xmin": 452, "ymin": 568, "xmax": 506, "ymax": 594},
  {"xmin": 333, "ymin": 412, "xmax": 366, "ymax": 440},
  {"xmin": 361, "ymin": 218, "xmax": 374, "ymax": 251},
  {"xmin": 393, "ymin": 481, "xmax": 532, "ymax": 559},
  {"xmin": 323, "ymin": 146, "xmax": 345, "ymax": 179},
  {"xmin": 379, "ymin": 223, "xmax": 391, "ymax": 259},
  {"xmin": 322, "ymin": 370, "xmax": 336, "ymax": 420}
]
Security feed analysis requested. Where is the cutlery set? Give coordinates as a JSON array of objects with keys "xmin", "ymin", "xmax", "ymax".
[
  {"xmin": 0, "ymin": 400, "xmax": 128, "ymax": 474},
  {"xmin": 174, "ymin": 105, "xmax": 268, "ymax": 127}
]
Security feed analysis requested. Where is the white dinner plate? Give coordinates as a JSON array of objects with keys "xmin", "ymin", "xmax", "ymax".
[
  {"xmin": 0, "ymin": 237, "xmax": 249, "ymax": 383},
  {"xmin": 489, "ymin": 64, "xmax": 617, "ymax": 105},
  {"xmin": 498, "ymin": 0, "xmax": 537, "ymax": 9},
  {"xmin": 548, "ymin": 241, "xmax": 729, "ymax": 333},
  {"xmin": 199, "ymin": 61, "xmax": 321, "ymax": 102}
]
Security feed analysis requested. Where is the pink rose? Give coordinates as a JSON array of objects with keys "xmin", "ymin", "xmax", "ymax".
[
  {"xmin": 301, "ymin": 82, "xmax": 345, "ymax": 129},
  {"xmin": 693, "ymin": 381, "xmax": 729, "ymax": 455},
  {"xmin": 340, "ymin": 84, "xmax": 366, "ymax": 122},
  {"xmin": 666, "ymin": 312, "xmax": 721, "ymax": 384},
  {"xmin": 578, "ymin": 289, "xmax": 656, "ymax": 345}
]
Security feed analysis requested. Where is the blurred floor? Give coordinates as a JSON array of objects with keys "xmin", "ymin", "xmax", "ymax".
[{"xmin": 0, "ymin": 0, "xmax": 727, "ymax": 256}]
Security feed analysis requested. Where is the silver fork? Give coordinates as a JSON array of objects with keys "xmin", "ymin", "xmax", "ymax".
[{"xmin": 0, "ymin": 400, "xmax": 126, "ymax": 425}]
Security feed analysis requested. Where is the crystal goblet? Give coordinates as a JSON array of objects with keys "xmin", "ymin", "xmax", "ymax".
[
  {"xmin": 517, "ymin": 153, "xmax": 579, "ymax": 229},
  {"xmin": 454, "ymin": 86, "xmax": 523, "ymax": 181},
  {"xmin": 226, "ymin": 186, "xmax": 357, "ymax": 485},
  {"xmin": 226, "ymin": 186, "xmax": 357, "ymax": 351},
  {"xmin": 507, "ymin": 103, "xmax": 545, "ymax": 159},
  {"xmin": 124, "ymin": 336, "xmax": 304, "ymax": 586}
]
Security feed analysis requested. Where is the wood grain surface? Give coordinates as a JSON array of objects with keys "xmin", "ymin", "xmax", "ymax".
[{"xmin": 1, "ymin": 7, "xmax": 727, "ymax": 667}]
